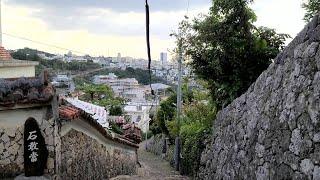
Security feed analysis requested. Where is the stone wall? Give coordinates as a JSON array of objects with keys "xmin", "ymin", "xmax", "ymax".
[
  {"xmin": 146, "ymin": 135, "xmax": 165, "ymax": 156},
  {"xmin": 0, "ymin": 103, "xmax": 139, "ymax": 179},
  {"xmin": 198, "ymin": 14, "xmax": 320, "ymax": 179},
  {"xmin": 0, "ymin": 106, "xmax": 60, "ymax": 178},
  {"xmin": 146, "ymin": 135, "xmax": 175, "ymax": 167},
  {"xmin": 61, "ymin": 129, "xmax": 137, "ymax": 179}
]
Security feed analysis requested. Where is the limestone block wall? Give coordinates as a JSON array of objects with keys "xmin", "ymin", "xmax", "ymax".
[
  {"xmin": 198, "ymin": 14, "xmax": 320, "ymax": 179},
  {"xmin": 0, "ymin": 106, "xmax": 60, "ymax": 178},
  {"xmin": 145, "ymin": 135, "xmax": 175, "ymax": 166},
  {"xmin": 146, "ymin": 135, "xmax": 165, "ymax": 156},
  {"xmin": 60, "ymin": 129, "xmax": 137, "ymax": 179}
]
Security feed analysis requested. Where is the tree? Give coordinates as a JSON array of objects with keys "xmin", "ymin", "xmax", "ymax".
[
  {"xmin": 303, "ymin": 0, "xmax": 320, "ymax": 22},
  {"xmin": 154, "ymin": 93, "xmax": 177, "ymax": 135},
  {"xmin": 78, "ymin": 83, "xmax": 126, "ymax": 116},
  {"xmin": 109, "ymin": 106, "xmax": 123, "ymax": 116},
  {"xmin": 176, "ymin": 0, "xmax": 289, "ymax": 108},
  {"xmin": 79, "ymin": 84, "xmax": 113, "ymax": 101}
]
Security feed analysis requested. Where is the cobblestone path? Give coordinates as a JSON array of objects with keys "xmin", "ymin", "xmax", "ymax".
[{"xmin": 111, "ymin": 143, "xmax": 189, "ymax": 180}]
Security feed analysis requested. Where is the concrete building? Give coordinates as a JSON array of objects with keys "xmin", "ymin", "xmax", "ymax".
[
  {"xmin": 160, "ymin": 52, "xmax": 167, "ymax": 67},
  {"xmin": 117, "ymin": 53, "xmax": 121, "ymax": 62},
  {"xmin": 150, "ymin": 83, "xmax": 171, "ymax": 96},
  {"xmin": 124, "ymin": 105, "xmax": 150, "ymax": 133},
  {"xmin": 122, "ymin": 88, "xmax": 146, "ymax": 102},
  {"xmin": 0, "ymin": 47, "xmax": 39, "ymax": 79},
  {"xmin": 52, "ymin": 74, "xmax": 72, "ymax": 88},
  {"xmin": 93, "ymin": 73, "xmax": 139, "ymax": 97}
]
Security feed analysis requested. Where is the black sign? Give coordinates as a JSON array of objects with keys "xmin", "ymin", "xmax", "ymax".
[{"xmin": 24, "ymin": 117, "xmax": 48, "ymax": 177}]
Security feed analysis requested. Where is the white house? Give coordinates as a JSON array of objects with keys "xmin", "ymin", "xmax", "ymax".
[
  {"xmin": 0, "ymin": 47, "xmax": 39, "ymax": 79},
  {"xmin": 124, "ymin": 105, "xmax": 150, "ymax": 133}
]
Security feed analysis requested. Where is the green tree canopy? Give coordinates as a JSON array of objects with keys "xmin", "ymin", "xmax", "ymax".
[
  {"xmin": 78, "ymin": 83, "xmax": 126, "ymax": 116},
  {"xmin": 177, "ymin": 0, "xmax": 289, "ymax": 108},
  {"xmin": 94, "ymin": 67, "xmax": 167, "ymax": 85},
  {"xmin": 303, "ymin": 0, "xmax": 320, "ymax": 22},
  {"xmin": 79, "ymin": 84, "xmax": 114, "ymax": 101},
  {"xmin": 109, "ymin": 106, "xmax": 124, "ymax": 116}
]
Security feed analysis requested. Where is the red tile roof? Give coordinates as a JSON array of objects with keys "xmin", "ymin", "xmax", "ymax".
[
  {"xmin": 0, "ymin": 47, "xmax": 12, "ymax": 61},
  {"xmin": 59, "ymin": 106, "xmax": 80, "ymax": 120},
  {"xmin": 123, "ymin": 123, "xmax": 142, "ymax": 144},
  {"xmin": 0, "ymin": 75, "xmax": 55, "ymax": 107},
  {"xmin": 59, "ymin": 104, "xmax": 139, "ymax": 148}
]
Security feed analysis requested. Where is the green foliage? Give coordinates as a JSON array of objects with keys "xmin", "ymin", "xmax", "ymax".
[
  {"xmin": 180, "ymin": 103, "xmax": 216, "ymax": 177},
  {"xmin": 150, "ymin": 83, "xmax": 215, "ymax": 176},
  {"xmin": 180, "ymin": 125, "xmax": 208, "ymax": 176},
  {"xmin": 11, "ymin": 48, "xmax": 101, "ymax": 75},
  {"xmin": 166, "ymin": 100, "xmax": 216, "ymax": 177},
  {"xmin": 109, "ymin": 105, "xmax": 123, "ymax": 116},
  {"xmin": 303, "ymin": 0, "xmax": 320, "ymax": 22},
  {"xmin": 73, "ymin": 77, "xmax": 91, "ymax": 87},
  {"xmin": 149, "ymin": 90, "xmax": 175, "ymax": 135},
  {"xmin": 167, "ymin": 101, "xmax": 216, "ymax": 137},
  {"xmin": 39, "ymin": 59, "xmax": 100, "ymax": 72},
  {"xmin": 119, "ymin": 67, "xmax": 164, "ymax": 85},
  {"xmin": 142, "ymin": 130, "xmax": 153, "ymax": 141},
  {"xmin": 152, "ymin": 81, "xmax": 197, "ymax": 137},
  {"xmin": 78, "ymin": 83, "xmax": 126, "ymax": 116},
  {"xmin": 94, "ymin": 67, "xmax": 167, "ymax": 85},
  {"xmin": 79, "ymin": 83, "xmax": 114, "ymax": 101},
  {"xmin": 149, "ymin": 114, "xmax": 162, "ymax": 135},
  {"xmin": 176, "ymin": 0, "xmax": 289, "ymax": 109},
  {"xmin": 109, "ymin": 122, "xmax": 124, "ymax": 135},
  {"xmin": 94, "ymin": 97, "xmax": 125, "ymax": 108},
  {"xmin": 11, "ymin": 48, "xmax": 44, "ymax": 61}
]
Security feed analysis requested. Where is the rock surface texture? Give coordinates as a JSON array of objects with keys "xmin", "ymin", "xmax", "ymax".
[
  {"xmin": 60, "ymin": 129, "xmax": 137, "ymax": 179},
  {"xmin": 198, "ymin": 14, "xmax": 320, "ymax": 180},
  {"xmin": 0, "ymin": 107, "xmax": 58, "ymax": 178}
]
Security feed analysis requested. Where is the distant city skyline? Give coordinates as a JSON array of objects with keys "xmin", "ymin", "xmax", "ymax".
[{"xmin": 1, "ymin": 0, "xmax": 306, "ymax": 59}]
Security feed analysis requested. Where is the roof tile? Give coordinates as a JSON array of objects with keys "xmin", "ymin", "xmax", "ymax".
[
  {"xmin": 59, "ymin": 103, "xmax": 139, "ymax": 148},
  {"xmin": 0, "ymin": 77, "xmax": 55, "ymax": 107},
  {"xmin": 0, "ymin": 47, "xmax": 12, "ymax": 61}
]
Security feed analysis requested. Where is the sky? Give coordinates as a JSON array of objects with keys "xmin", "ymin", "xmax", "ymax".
[{"xmin": 1, "ymin": 0, "xmax": 306, "ymax": 60}]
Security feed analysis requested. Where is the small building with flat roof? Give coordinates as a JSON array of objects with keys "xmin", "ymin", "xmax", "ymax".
[{"xmin": 0, "ymin": 47, "xmax": 39, "ymax": 79}]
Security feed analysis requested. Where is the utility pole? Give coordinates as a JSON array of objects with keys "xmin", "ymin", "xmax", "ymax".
[{"xmin": 174, "ymin": 39, "xmax": 182, "ymax": 171}]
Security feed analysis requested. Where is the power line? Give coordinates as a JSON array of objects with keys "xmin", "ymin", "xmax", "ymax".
[
  {"xmin": 2, "ymin": 32, "xmax": 90, "ymax": 55},
  {"xmin": 186, "ymin": 0, "xmax": 190, "ymax": 15}
]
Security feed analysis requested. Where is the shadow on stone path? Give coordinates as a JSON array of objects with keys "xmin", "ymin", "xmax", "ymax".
[{"xmin": 111, "ymin": 142, "xmax": 189, "ymax": 180}]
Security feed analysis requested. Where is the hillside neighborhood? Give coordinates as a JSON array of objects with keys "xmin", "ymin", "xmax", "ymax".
[{"xmin": 1, "ymin": 0, "xmax": 320, "ymax": 179}]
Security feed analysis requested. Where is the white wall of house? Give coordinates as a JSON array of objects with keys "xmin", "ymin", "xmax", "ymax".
[
  {"xmin": 124, "ymin": 105, "xmax": 150, "ymax": 132},
  {"xmin": 0, "ymin": 66, "xmax": 36, "ymax": 78},
  {"xmin": 0, "ymin": 108, "xmax": 45, "ymax": 127}
]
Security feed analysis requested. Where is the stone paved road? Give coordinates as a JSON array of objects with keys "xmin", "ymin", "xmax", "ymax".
[{"xmin": 111, "ymin": 143, "xmax": 189, "ymax": 180}]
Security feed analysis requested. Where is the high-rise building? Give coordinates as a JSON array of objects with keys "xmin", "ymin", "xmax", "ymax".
[
  {"xmin": 117, "ymin": 53, "xmax": 121, "ymax": 62},
  {"xmin": 160, "ymin": 52, "xmax": 167, "ymax": 66}
]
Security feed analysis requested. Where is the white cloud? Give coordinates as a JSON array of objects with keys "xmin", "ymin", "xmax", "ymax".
[
  {"xmin": 1, "ymin": 4, "xmax": 173, "ymax": 59},
  {"xmin": 1, "ymin": 0, "xmax": 307, "ymax": 59},
  {"xmin": 1, "ymin": 2, "xmax": 209, "ymax": 59},
  {"xmin": 252, "ymin": 0, "xmax": 306, "ymax": 39}
]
